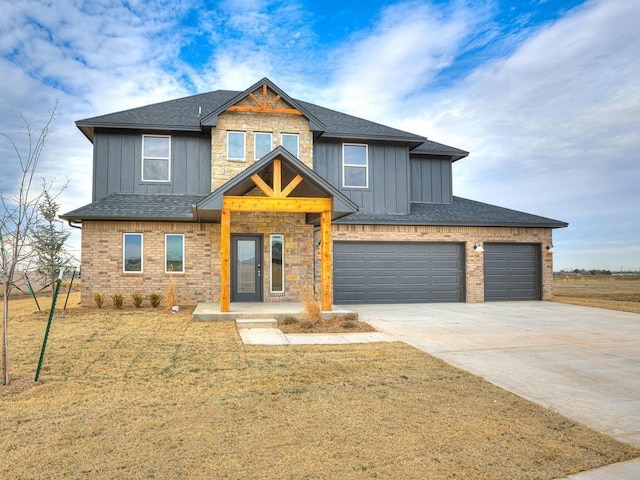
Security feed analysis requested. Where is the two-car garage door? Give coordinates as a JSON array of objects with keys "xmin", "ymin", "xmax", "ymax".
[
  {"xmin": 333, "ymin": 241, "xmax": 541, "ymax": 304},
  {"xmin": 333, "ymin": 242, "xmax": 465, "ymax": 304}
]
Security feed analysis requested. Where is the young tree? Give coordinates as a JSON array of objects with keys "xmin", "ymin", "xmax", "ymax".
[
  {"xmin": 32, "ymin": 189, "xmax": 71, "ymax": 301},
  {"xmin": 1, "ymin": 102, "xmax": 59, "ymax": 386}
]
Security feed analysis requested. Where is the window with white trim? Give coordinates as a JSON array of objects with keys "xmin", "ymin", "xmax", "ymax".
[
  {"xmin": 342, "ymin": 143, "xmax": 368, "ymax": 188},
  {"xmin": 227, "ymin": 131, "xmax": 245, "ymax": 160},
  {"xmin": 254, "ymin": 132, "xmax": 272, "ymax": 160},
  {"xmin": 123, "ymin": 233, "xmax": 143, "ymax": 273},
  {"xmin": 165, "ymin": 234, "xmax": 185, "ymax": 273},
  {"xmin": 270, "ymin": 234, "xmax": 284, "ymax": 293},
  {"xmin": 281, "ymin": 133, "xmax": 299, "ymax": 157},
  {"xmin": 142, "ymin": 135, "xmax": 171, "ymax": 182}
]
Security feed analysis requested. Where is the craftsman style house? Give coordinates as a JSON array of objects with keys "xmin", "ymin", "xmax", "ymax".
[{"xmin": 62, "ymin": 78, "xmax": 567, "ymax": 311}]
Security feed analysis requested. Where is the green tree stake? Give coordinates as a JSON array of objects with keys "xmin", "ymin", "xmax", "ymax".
[{"xmin": 35, "ymin": 269, "xmax": 64, "ymax": 382}]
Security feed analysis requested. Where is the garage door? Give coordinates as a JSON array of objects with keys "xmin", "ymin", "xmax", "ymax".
[
  {"xmin": 333, "ymin": 242, "xmax": 465, "ymax": 304},
  {"xmin": 484, "ymin": 243, "xmax": 541, "ymax": 301}
]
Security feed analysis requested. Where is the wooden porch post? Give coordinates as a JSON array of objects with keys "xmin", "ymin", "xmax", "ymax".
[
  {"xmin": 220, "ymin": 208, "xmax": 231, "ymax": 312},
  {"xmin": 320, "ymin": 209, "xmax": 333, "ymax": 312}
]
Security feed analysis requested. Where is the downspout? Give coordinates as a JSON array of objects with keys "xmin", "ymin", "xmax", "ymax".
[{"xmin": 67, "ymin": 220, "xmax": 82, "ymax": 229}]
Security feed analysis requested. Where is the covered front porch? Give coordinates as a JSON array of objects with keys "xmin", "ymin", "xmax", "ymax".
[{"xmin": 194, "ymin": 147, "xmax": 358, "ymax": 313}]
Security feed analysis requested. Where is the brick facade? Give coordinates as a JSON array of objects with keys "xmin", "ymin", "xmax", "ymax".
[
  {"xmin": 81, "ymin": 221, "xmax": 215, "ymax": 307},
  {"xmin": 332, "ymin": 224, "xmax": 555, "ymax": 302},
  {"xmin": 81, "ymin": 215, "xmax": 315, "ymax": 307}
]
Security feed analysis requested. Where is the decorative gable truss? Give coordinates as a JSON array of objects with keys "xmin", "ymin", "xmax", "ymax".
[{"xmin": 227, "ymin": 84, "xmax": 303, "ymax": 116}]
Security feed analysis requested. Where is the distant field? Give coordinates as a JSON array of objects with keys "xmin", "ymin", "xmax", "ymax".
[{"xmin": 553, "ymin": 274, "xmax": 640, "ymax": 314}]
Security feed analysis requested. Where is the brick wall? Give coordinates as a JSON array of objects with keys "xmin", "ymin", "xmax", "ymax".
[
  {"xmin": 81, "ymin": 215, "xmax": 315, "ymax": 307},
  {"xmin": 81, "ymin": 221, "xmax": 214, "ymax": 307},
  {"xmin": 211, "ymin": 87, "xmax": 313, "ymax": 190},
  {"xmin": 332, "ymin": 224, "xmax": 555, "ymax": 302}
]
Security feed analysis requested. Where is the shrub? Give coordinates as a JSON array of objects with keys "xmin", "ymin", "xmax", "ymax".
[
  {"xmin": 131, "ymin": 293, "xmax": 143, "ymax": 308},
  {"xmin": 302, "ymin": 289, "xmax": 322, "ymax": 324},
  {"xmin": 165, "ymin": 275, "xmax": 177, "ymax": 310},
  {"xmin": 149, "ymin": 294, "xmax": 162, "ymax": 308},
  {"xmin": 111, "ymin": 293, "xmax": 123, "ymax": 309},
  {"xmin": 300, "ymin": 320, "xmax": 314, "ymax": 330},
  {"xmin": 281, "ymin": 315, "xmax": 299, "ymax": 326},
  {"xmin": 94, "ymin": 293, "xmax": 104, "ymax": 309}
]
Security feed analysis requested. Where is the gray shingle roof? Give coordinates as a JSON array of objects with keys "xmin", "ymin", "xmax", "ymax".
[
  {"xmin": 75, "ymin": 78, "xmax": 437, "ymax": 147},
  {"xmin": 335, "ymin": 197, "xmax": 568, "ymax": 228},
  {"xmin": 410, "ymin": 139, "xmax": 468, "ymax": 160},
  {"xmin": 60, "ymin": 194, "xmax": 206, "ymax": 222},
  {"xmin": 62, "ymin": 194, "xmax": 567, "ymax": 228}
]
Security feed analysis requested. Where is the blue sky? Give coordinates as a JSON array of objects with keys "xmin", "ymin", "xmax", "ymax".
[{"xmin": 1, "ymin": 0, "xmax": 638, "ymax": 271}]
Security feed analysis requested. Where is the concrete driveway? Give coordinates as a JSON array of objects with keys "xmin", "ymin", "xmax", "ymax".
[{"xmin": 354, "ymin": 301, "xmax": 640, "ymax": 448}]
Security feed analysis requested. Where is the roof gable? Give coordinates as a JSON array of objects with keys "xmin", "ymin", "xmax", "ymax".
[
  {"xmin": 196, "ymin": 146, "xmax": 358, "ymax": 223},
  {"xmin": 200, "ymin": 78, "xmax": 326, "ymax": 131}
]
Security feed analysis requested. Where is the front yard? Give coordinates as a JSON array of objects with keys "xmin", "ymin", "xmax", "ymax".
[{"xmin": 1, "ymin": 295, "xmax": 638, "ymax": 479}]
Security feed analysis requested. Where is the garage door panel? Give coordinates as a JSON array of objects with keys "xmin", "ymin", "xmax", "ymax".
[
  {"xmin": 334, "ymin": 242, "xmax": 465, "ymax": 304},
  {"xmin": 484, "ymin": 244, "xmax": 540, "ymax": 301}
]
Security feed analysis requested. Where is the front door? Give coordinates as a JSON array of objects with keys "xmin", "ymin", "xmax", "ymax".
[{"xmin": 231, "ymin": 235, "xmax": 263, "ymax": 302}]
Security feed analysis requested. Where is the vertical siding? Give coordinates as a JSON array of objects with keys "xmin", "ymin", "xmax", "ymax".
[
  {"xmin": 313, "ymin": 139, "xmax": 409, "ymax": 215},
  {"xmin": 93, "ymin": 131, "xmax": 212, "ymax": 201},
  {"xmin": 410, "ymin": 156, "xmax": 453, "ymax": 204}
]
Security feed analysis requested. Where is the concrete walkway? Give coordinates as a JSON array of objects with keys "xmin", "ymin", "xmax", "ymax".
[{"xmin": 238, "ymin": 327, "xmax": 395, "ymax": 345}]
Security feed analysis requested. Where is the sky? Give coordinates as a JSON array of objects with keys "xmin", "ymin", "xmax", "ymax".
[{"xmin": 0, "ymin": 0, "xmax": 638, "ymax": 272}]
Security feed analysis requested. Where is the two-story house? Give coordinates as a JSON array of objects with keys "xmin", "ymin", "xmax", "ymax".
[{"xmin": 62, "ymin": 78, "xmax": 567, "ymax": 312}]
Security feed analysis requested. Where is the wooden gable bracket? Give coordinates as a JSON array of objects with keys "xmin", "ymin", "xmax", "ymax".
[
  {"xmin": 250, "ymin": 159, "xmax": 304, "ymax": 198},
  {"xmin": 227, "ymin": 84, "xmax": 303, "ymax": 115}
]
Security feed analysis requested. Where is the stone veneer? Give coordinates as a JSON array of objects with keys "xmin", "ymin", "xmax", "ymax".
[
  {"xmin": 211, "ymin": 87, "xmax": 314, "ymax": 190},
  {"xmin": 331, "ymin": 224, "xmax": 555, "ymax": 302}
]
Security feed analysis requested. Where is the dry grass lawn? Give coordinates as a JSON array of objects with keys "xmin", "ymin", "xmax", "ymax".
[
  {"xmin": 1, "ymin": 294, "xmax": 638, "ymax": 479},
  {"xmin": 553, "ymin": 274, "xmax": 640, "ymax": 314}
]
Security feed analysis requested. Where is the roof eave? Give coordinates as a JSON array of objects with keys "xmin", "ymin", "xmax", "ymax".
[
  {"xmin": 319, "ymin": 131, "xmax": 426, "ymax": 144},
  {"xmin": 334, "ymin": 218, "xmax": 568, "ymax": 228}
]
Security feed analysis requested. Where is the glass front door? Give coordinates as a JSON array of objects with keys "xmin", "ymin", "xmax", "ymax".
[{"xmin": 231, "ymin": 235, "xmax": 263, "ymax": 302}]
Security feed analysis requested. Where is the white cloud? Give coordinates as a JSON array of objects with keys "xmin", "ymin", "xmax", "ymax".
[{"xmin": 323, "ymin": 0, "xmax": 490, "ymax": 118}]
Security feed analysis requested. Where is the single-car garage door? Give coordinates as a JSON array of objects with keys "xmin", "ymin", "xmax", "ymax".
[
  {"xmin": 333, "ymin": 242, "xmax": 465, "ymax": 304},
  {"xmin": 484, "ymin": 243, "xmax": 541, "ymax": 301}
]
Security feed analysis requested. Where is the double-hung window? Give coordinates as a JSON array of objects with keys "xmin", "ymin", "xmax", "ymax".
[
  {"xmin": 142, "ymin": 135, "xmax": 171, "ymax": 182},
  {"xmin": 281, "ymin": 133, "xmax": 299, "ymax": 157},
  {"xmin": 270, "ymin": 234, "xmax": 284, "ymax": 293},
  {"xmin": 227, "ymin": 131, "xmax": 246, "ymax": 160},
  {"xmin": 342, "ymin": 143, "xmax": 368, "ymax": 188},
  {"xmin": 165, "ymin": 234, "xmax": 185, "ymax": 273},
  {"xmin": 254, "ymin": 132, "xmax": 272, "ymax": 160},
  {"xmin": 123, "ymin": 233, "xmax": 143, "ymax": 273}
]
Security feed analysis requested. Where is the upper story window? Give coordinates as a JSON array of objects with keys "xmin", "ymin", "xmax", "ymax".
[
  {"xmin": 123, "ymin": 233, "xmax": 143, "ymax": 273},
  {"xmin": 254, "ymin": 132, "xmax": 272, "ymax": 160},
  {"xmin": 342, "ymin": 143, "xmax": 368, "ymax": 188},
  {"xmin": 281, "ymin": 133, "xmax": 299, "ymax": 157},
  {"xmin": 228, "ymin": 131, "xmax": 246, "ymax": 160},
  {"xmin": 142, "ymin": 135, "xmax": 171, "ymax": 182}
]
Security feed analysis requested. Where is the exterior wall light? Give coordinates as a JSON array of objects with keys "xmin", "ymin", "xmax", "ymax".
[
  {"xmin": 473, "ymin": 243, "xmax": 485, "ymax": 252},
  {"xmin": 546, "ymin": 244, "xmax": 555, "ymax": 254}
]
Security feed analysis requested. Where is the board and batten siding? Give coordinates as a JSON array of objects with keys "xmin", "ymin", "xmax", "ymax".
[
  {"xmin": 410, "ymin": 157, "xmax": 453, "ymax": 204},
  {"xmin": 93, "ymin": 130, "xmax": 212, "ymax": 201},
  {"xmin": 313, "ymin": 139, "xmax": 410, "ymax": 215}
]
